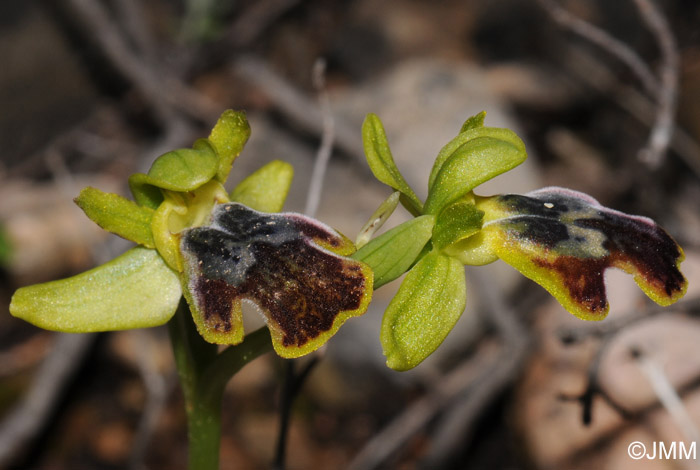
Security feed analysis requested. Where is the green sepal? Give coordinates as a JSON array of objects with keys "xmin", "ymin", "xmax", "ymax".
[
  {"xmin": 459, "ymin": 111, "xmax": 486, "ymax": 133},
  {"xmin": 208, "ymin": 110, "xmax": 251, "ymax": 183},
  {"xmin": 424, "ymin": 127, "xmax": 526, "ymax": 215},
  {"xmin": 129, "ymin": 139, "xmax": 219, "ymax": 209},
  {"xmin": 9, "ymin": 247, "xmax": 182, "ymax": 332},
  {"xmin": 380, "ymin": 250, "xmax": 466, "ymax": 370},
  {"xmin": 229, "ymin": 160, "xmax": 293, "ymax": 212},
  {"xmin": 432, "ymin": 200, "xmax": 484, "ymax": 252},
  {"xmin": 75, "ymin": 187, "xmax": 155, "ymax": 248},
  {"xmin": 352, "ymin": 215, "xmax": 435, "ymax": 289},
  {"xmin": 362, "ymin": 114, "xmax": 423, "ymax": 216}
]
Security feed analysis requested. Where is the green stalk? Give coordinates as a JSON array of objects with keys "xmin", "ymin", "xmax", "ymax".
[{"xmin": 169, "ymin": 300, "xmax": 272, "ymax": 470}]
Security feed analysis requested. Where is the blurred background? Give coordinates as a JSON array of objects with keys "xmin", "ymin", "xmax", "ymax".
[{"xmin": 0, "ymin": 0, "xmax": 699, "ymax": 468}]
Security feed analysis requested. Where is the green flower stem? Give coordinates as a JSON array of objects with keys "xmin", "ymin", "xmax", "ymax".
[{"xmin": 168, "ymin": 300, "xmax": 273, "ymax": 470}]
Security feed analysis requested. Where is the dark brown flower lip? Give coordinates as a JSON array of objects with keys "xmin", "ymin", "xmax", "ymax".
[
  {"xmin": 485, "ymin": 187, "xmax": 687, "ymax": 318},
  {"xmin": 180, "ymin": 203, "xmax": 372, "ymax": 355}
]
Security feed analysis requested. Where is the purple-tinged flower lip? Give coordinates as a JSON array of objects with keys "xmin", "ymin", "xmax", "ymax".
[
  {"xmin": 180, "ymin": 203, "xmax": 373, "ymax": 357},
  {"xmin": 478, "ymin": 187, "xmax": 687, "ymax": 320}
]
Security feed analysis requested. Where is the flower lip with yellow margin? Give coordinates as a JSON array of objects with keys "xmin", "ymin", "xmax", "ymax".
[
  {"xmin": 476, "ymin": 186, "xmax": 687, "ymax": 320},
  {"xmin": 179, "ymin": 202, "xmax": 374, "ymax": 358}
]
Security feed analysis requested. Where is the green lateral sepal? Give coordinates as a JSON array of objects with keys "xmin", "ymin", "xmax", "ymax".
[{"xmin": 9, "ymin": 247, "xmax": 181, "ymax": 332}]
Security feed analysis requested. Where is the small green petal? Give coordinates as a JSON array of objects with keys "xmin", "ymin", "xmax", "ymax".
[
  {"xmin": 352, "ymin": 215, "xmax": 435, "ymax": 289},
  {"xmin": 75, "ymin": 187, "xmax": 155, "ymax": 248},
  {"xmin": 129, "ymin": 139, "xmax": 219, "ymax": 208},
  {"xmin": 362, "ymin": 113, "xmax": 423, "ymax": 216},
  {"xmin": 424, "ymin": 127, "xmax": 526, "ymax": 215},
  {"xmin": 355, "ymin": 191, "xmax": 401, "ymax": 249},
  {"xmin": 432, "ymin": 200, "xmax": 484, "ymax": 251},
  {"xmin": 381, "ymin": 251, "xmax": 466, "ymax": 371},
  {"xmin": 229, "ymin": 160, "xmax": 293, "ymax": 212},
  {"xmin": 208, "ymin": 110, "xmax": 251, "ymax": 182},
  {"xmin": 10, "ymin": 247, "xmax": 181, "ymax": 332}
]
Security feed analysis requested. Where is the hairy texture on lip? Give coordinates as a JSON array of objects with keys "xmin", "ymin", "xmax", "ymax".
[
  {"xmin": 180, "ymin": 203, "xmax": 373, "ymax": 357},
  {"xmin": 478, "ymin": 187, "xmax": 686, "ymax": 320}
]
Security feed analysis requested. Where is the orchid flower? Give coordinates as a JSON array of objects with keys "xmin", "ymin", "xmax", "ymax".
[
  {"xmin": 7, "ymin": 108, "xmax": 687, "ymax": 470},
  {"xmin": 9, "ymin": 110, "xmax": 373, "ymax": 358},
  {"xmin": 353, "ymin": 112, "xmax": 687, "ymax": 370}
]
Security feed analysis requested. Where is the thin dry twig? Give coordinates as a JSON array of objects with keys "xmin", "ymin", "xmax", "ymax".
[
  {"xmin": 347, "ymin": 340, "xmax": 502, "ymax": 470},
  {"xmin": 536, "ymin": 0, "xmax": 658, "ymax": 96},
  {"xmin": 559, "ymin": 369, "xmax": 700, "ymax": 468},
  {"xmin": 0, "ymin": 4, "xmax": 204, "ymax": 458},
  {"xmin": 5, "ymin": 108, "xmax": 110, "ymax": 178},
  {"xmin": 304, "ymin": 58, "xmax": 335, "ymax": 218},
  {"xmin": 0, "ymin": 333, "xmax": 96, "ymax": 466},
  {"xmin": 617, "ymin": 83, "xmax": 700, "ymax": 178},
  {"xmin": 273, "ymin": 58, "xmax": 336, "ymax": 470},
  {"xmin": 557, "ymin": 297, "xmax": 700, "ymax": 427},
  {"xmin": 560, "ymin": 46, "xmax": 700, "ymax": 178},
  {"xmin": 272, "ymin": 355, "xmax": 320, "ymax": 470},
  {"xmin": 0, "ymin": 334, "xmax": 53, "ymax": 378},
  {"xmin": 231, "ymin": 56, "xmax": 367, "ymax": 167},
  {"xmin": 112, "ymin": 0, "xmax": 158, "ymax": 63},
  {"xmin": 631, "ymin": 346, "xmax": 700, "ymax": 445},
  {"xmin": 348, "ymin": 272, "xmax": 532, "ymax": 470},
  {"xmin": 226, "ymin": 0, "xmax": 302, "ymax": 49},
  {"xmin": 419, "ymin": 271, "xmax": 532, "ymax": 468},
  {"xmin": 183, "ymin": 0, "xmax": 303, "ymax": 76},
  {"xmin": 633, "ymin": 0, "xmax": 680, "ymax": 169},
  {"xmin": 128, "ymin": 330, "xmax": 175, "ymax": 470},
  {"xmin": 62, "ymin": 0, "xmax": 170, "ymax": 125},
  {"xmin": 558, "ymin": 333, "xmax": 634, "ymax": 425},
  {"xmin": 62, "ymin": 0, "xmax": 220, "ymax": 125},
  {"xmin": 557, "ymin": 297, "xmax": 700, "ymax": 426},
  {"xmin": 537, "ymin": 0, "xmax": 681, "ymax": 170},
  {"xmin": 558, "ymin": 296, "xmax": 700, "ymax": 345}
]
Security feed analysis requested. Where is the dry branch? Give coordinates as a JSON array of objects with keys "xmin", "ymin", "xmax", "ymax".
[
  {"xmin": 348, "ymin": 272, "xmax": 532, "ymax": 469},
  {"xmin": 633, "ymin": 0, "xmax": 680, "ymax": 168},
  {"xmin": 537, "ymin": 0, "xmax": 681, "ymax": 170},
  {"xmin": 0, "ymin": 333, "xmax": 96, "ymax": 466},
  {"xmin": 231, "ymin": 56, "xmax": 367, "ymax": 166}
]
